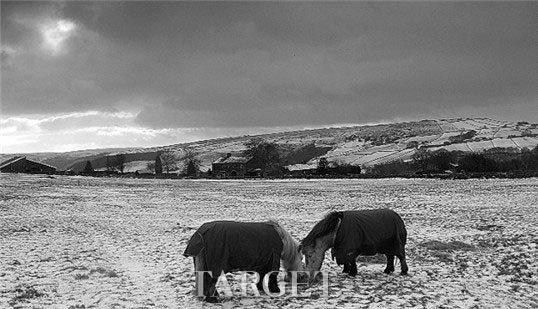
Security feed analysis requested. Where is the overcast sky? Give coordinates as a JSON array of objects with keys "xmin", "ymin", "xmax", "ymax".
[{"xmin": 1, "ymin": 1, "xmax": 537, "ymax": 153}]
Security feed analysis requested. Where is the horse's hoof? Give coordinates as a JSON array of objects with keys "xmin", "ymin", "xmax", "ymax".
[
  {"xmin": 384, "ymin": 268, "xmax": 394, "ymax": 274},
  {"xmin": 205, "ymin": 296, "xmax": 219, "ymax": 303},
  {"xmin": 400, "ymin": 271, "xmax": 408, "ymax": 276}
]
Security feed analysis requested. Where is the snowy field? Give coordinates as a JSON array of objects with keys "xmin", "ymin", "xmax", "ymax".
[{"xmin": 1, "ymin": 174, "xmax": 537, "ymax": 308}]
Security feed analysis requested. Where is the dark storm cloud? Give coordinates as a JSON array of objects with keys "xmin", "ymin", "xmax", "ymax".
[{"xmin": 2, "ymin": 1, "xmax": 537, "ymax": 127}]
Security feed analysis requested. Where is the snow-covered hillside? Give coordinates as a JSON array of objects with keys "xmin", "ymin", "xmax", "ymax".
[{"xmin": 2, "ymin": 118, "xmax": 537, "ymax": 173}]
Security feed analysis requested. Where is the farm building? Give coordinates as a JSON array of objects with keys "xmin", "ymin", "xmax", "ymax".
[
  {"xmin": 0, "ymin": 156, "xmax": 57, "ymax": 174},
  {"xmin": 212, "ymin": 154, "xmax": 251, "ymax": 178}
]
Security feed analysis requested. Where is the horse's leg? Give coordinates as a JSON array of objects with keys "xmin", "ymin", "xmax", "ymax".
[
  {"xmin": 397, "ymin": 252, "xmax": 409, "ymax": 275},
  {"xmin": 195, "ymin": 253, "xmax": 219, "ymax": 302},
  {"xmin": 267, "ymin": 271, "xmax": 280, "ymax": 293},
  {"xmin": 204, "ymin": 275, "xmax": 219, "ymax": 303},
  {"xmin": 384, "ymin": 254, "xmax": 395, "ymax": 274},
  {"xmin": 193, "ymin": 255, "xmax": 204, "ymax": 298},
  {"xmin": 256, "ymin": 269, "xmax": 280, "ymax": 294},
  {"xmin": 343, "ymin": 262, "xmax": 350, "ymax": 274},
  {"xmin": 348, "ymin": 258, "xmax": 358, "ymax": 277},
  {"xmin": 256, "ymin": 270, "xmax": 267, "ymax": 293},
  {"xmin": 263, "ymin": 253, "xmax": 281, "ymax": 293}
]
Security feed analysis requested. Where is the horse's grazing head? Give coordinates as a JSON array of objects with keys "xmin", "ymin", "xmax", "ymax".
[
  {"xmin": 267, "ymin": 220, "xmax": 306, "ymax": 281},
  {"xmin": 300, "ymin": 211, "xmax": 343, "ymax": 281}
]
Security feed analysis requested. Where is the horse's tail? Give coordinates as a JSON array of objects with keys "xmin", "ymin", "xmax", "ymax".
[
  {"xmin": 395, "ymin": 211, "xmax": 407, "ymax": 246},
  {"xmin": 385, "ymin": 209, "xmax": 407, "ymax": 246},
  {"xmin": 267, "ymin": 220, "xmax": 302, "ymax": 272},
  {"xmin": 183, "ymin": 231, "xmax": 204, "ymax": 257}
]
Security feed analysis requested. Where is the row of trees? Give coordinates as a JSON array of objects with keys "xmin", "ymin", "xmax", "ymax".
[
  {"xmin": 81, "ymin": 139, "xmax": 280, "ymax": 177},
  {"xmin": 83, "ymin": 154, "xmax": 127, "ymax": 174},
  {"xmin": 82, "ymin": 138, "xmax": 537, "ymax": 178},
  {"xmin": 81, "ymin": 138, "xmax": 361, "ymax": 178},
  {"xmin": 82, "ymin": 150, "xmax": 201, "ymax": 176},
  {"xmin": 146, "ymin": 150, "xmax": 200, "ymax": 176},
  {"xmin": 241, "ymin": 138, "xmax": 363, "ymax": 176},
  {"xmin": 368, "ymin": 145, "xmax": 538, "ymax": 176},
  {"xmin": 317, "ymin": 158, "xmax": 361, "ymax": 175}
]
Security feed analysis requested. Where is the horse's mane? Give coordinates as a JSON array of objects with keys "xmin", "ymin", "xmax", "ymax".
[
  {"xmin": 267, "ymin": 220, "xmax": 302, "ymax": 271},
  {"xmin": 301, "ymin": 211, "xmax": 343, "ymax": 247}
]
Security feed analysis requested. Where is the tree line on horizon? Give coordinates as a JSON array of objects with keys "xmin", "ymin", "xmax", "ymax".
[
  {"xmin": 82, "ymin": 151, "xmax": 200, "ymax": 176},
  {"xmin": 81, "ymin": 139, "xmax": 537, "ymax": 178},
  {"xmin": 367, "ymin": 145, "xmax": 538, "ymax": 176}
]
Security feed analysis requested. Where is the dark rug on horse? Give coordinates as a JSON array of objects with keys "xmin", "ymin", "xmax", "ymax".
[
  {"xmin": 183, "ymin": 221, "xmax": 283, "ymax": 276},
  {"xmin": 332, "ymin": 209, "xmax": 407, "ymax": 265}
]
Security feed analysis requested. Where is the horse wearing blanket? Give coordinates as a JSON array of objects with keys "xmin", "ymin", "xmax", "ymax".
[
  {"xmin": 183, "ymin": 220, "xmax": 303, "ymax": 302},
  {"xmin": 300, "ymin": 209, "xmax": 408, "ymax": 279}
]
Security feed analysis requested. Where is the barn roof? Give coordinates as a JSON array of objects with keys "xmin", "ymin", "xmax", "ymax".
[
  {"xmin": 0, "ymin": 156, "xmax": 25, "ymax": 169},
  {"xmin": 0, "ymin": 156, "xmax": 57, "ymax": 170}
]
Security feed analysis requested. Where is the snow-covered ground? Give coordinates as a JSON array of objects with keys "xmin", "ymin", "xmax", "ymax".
[{"xmin": 0, "ymin": 174, "xmax": 536, "ymax": 308}]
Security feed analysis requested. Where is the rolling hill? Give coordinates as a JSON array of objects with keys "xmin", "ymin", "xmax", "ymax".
[{"xmin": 1, "ymin": 118, "xmax": 537, "ymax": 173}]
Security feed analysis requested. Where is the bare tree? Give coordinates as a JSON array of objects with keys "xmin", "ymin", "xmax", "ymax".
[
  {"xmin": 317, "ymin": 157, "xmax": 328, "ymax": 174},
  {"xmin": 83, "ymin": 161, "xmax": 94, "ymax": 174},
  {"xmin": 105, "ymin": 156, "xmax": 114, "ymax": 171},
  {"xmin": 183, "ymin": 150, "xmax": 200, "ymax": 176},
  {"xmin": 160, "ymin": 150, "xmax": 178, "ymax": 173},
  {"xmin": 115, "ymin": 154, "xmax": 126, "ymax": 173},
  {"xmin": 243, "ymin": 138, "xmax": 281, "ymax": 175},
  {"xmin": 411, "ymin": 148, "xmax": 430, "ymax": 171},
  {"xmin": 155, "ymin": 155, "xmax": 163, "ymax": 175}
]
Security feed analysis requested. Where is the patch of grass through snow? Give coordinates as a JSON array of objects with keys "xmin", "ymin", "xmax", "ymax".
[
  {"xmin": 89, "ymin": 267, "xmax": 119, "ymax": 278},
  {"xmin": 420, "ymin": 240, "xmax": 475, "ymax": 251},
  {"xmin": 9, "ymin": 284, "xmax": 44, "ymax": 304}
]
